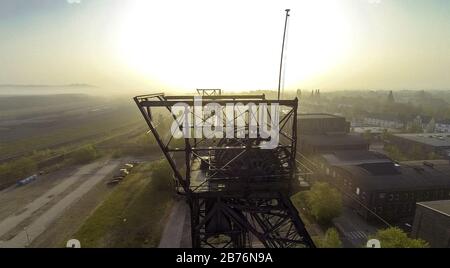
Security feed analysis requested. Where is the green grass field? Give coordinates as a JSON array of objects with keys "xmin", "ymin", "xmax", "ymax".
[{"xmin": 73, "ymin": 161, "xmax": 174, "ymax": 248}]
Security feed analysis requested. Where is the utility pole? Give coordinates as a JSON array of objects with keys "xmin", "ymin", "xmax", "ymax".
[{"xmin": 278, "ymin": 9, "xmax": 291, "ymax": 101}]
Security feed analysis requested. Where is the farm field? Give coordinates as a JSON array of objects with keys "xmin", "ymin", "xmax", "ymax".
[{"xmin": 0, "ymin": 94, "xmax": 144, "ymax": 161}]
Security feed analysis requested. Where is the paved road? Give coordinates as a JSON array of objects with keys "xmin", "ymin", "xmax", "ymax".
[
  {"xmin": 0, "ymin": 161, "xmax": 102, "ymax": 238},
  {"xmin": 0, "ymin": 160, "xmax": 120, "ymax": 248},
  {"xmin": 158, "ymin": 199, "xmax": 191, "ymax": 248},
  {"xmin": 333, "ymin": 207, "xmax": 378, "ymax": 248}
]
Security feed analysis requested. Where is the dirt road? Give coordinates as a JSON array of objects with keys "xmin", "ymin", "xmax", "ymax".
[{"xmin": 0, "ymin": 159, "xmax": 120, "ymax": 248}]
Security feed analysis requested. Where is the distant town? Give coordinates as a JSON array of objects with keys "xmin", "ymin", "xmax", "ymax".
[{"xmin": 291, "ymin": 89, "xmax": 450, "ymax": 248}]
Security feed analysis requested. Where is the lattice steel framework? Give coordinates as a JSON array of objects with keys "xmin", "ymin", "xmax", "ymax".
[
  {"xmin": 134, "ymin": 93, "xmax": 314, "ymax": 248},
  {"xmin": 196, "ymin": 89, "xmax": 222, "ymax": 96}
]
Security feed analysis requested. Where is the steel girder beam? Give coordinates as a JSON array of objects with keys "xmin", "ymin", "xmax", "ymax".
[
  {"xmin": 134, "ymin": 93, "xmax": 299, "ymax": 193},
  {"xmin": 190, "ymin": 194, "xmax": 315, "ymax": 248},
  {"xmin": 197, "ymin": 89, "xmax": 222, "ymax": 96}
]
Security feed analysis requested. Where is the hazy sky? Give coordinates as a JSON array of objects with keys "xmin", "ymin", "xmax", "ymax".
[{"xmin": 1, "ymin": 0, "xmax": 450, "ymax": 93}]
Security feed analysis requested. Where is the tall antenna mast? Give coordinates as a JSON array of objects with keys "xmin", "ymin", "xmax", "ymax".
[{"xmin": 278, "ymin": 9, "xmax": 291, "ymax": 101}]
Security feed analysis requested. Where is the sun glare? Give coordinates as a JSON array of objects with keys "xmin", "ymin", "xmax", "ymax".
[{"xmin": 116, "ymin": 0, "xmax": 353, "ymax": 92}]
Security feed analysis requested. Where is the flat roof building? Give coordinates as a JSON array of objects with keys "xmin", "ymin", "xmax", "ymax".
[
  {"xmin": 388, "ymin": 133, "xmax": 450, "ymax": 158},
  {"xmin": 297, "ymin": 113, "xmax": 350, "ymax": 135},
  {"xmin": 300, "ymin": 134, "xmax": 369, "ymax": 155},
  {"xmin": 392, "ymin": 133, "xmax": 450, "ymax": 147},
  {"xmin": 411, "ymin": 200, "xmax": 450, "ymax": 248},
  {"xmin": 297, "ymin": 114, "xmax": 368, "ymax": 155},
  {"xmin": 313, "ymin": 152, "xmax": 450, "ymax": 223}
]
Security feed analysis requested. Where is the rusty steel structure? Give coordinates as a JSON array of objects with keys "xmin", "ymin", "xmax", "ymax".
[{"xmin": 134, "ymin": 93, "xmax": 314, "ymax": 248}]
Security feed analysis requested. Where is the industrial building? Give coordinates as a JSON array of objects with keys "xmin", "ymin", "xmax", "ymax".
[
  {"xmin": 312, "ymin": 153, "xmax": 450, "ymax": 223},
  {"xmin": 411, "ymin": 200, "xmax": 450, "ymax": 248},
  {"xmin": 297, "ymin": 113, "xmax": 351, "ymax": 134},
  {"xmin": 388, "ymin": 133, "xmax": 450, "ymax": 158},
  {"xmin": 298, "ymin": 114, "xmax": 450, "ymax": 224},
  {"xmin": 297, "ymin": 114, "xmax": 369, "ymax": 155}
]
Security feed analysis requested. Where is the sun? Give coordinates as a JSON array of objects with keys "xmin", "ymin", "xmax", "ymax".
[{"xmin": 116, "ymin": 0, "xmax": 353, "ymax": 92}]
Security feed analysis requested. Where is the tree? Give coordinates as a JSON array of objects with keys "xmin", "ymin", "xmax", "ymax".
[
  {"xmin": 72, "ymin": 145, "xmax": 98, "ymax": 164},
  {"xmin": 0, "ymin": 157, "xmax": 38, "ymax": 188},
  {"xmin": 151, "ymin": 160, "xmax": 173, "ymax": 192},
  {"xmin": 407, "ymin": 117, "xmax": 424, "ymax": 133},
  {"xmin": 387, "ymin": 91, "xmax": 395, "ymax": 104},
  {"xmin": 0, "ymin": 157, "xmax": 37, "ymax": 180},
  {"xmin": 370, "ymin": 227, "xmax": 429, "ymax": 248},
  {"xmin": 427, "ymin": 152, "xmax": 439, "ymax": 160},
  {"xmin": 384, "ymin": 144, "xmax": 407, "ymax": 161},
  {"xmin": 306, "ymin": 182, "xmax": 343, "ymax": 224},
  {"xmin": 363, "ymin": 129, "xmax": 372, "ymax": 142},
  {"xmin": 381, "ymin": 128, "xmax": 389, "ymax": 141},
  {"xmin": 425, "ymin": 118, "xmax": 436, "ymax": 133},
  {"xmin": 410, "ymin": 145, "xmax": 426, "ymax": 160},
  {"xmin": 318, "ymin": 228, "xmax": 342, "ymax": 248}
]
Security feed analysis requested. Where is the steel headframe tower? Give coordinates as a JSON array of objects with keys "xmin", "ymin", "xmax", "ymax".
[{"xmin": 134, "ymin": 92, "xmax": 315, "ymax": 248}]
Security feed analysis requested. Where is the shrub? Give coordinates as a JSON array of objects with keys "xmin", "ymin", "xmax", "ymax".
[
  {"xmin": 151, "ymin": 160, "xmax": 173, "ymax": 192},
  {"xmin": 0, "ymin": 157, "xmax": 37, "ymax": 187},
  {"xmin": 71, "ymin": 145, "xmax": 98, "ymax": 164},
  {"xmin": 306, "ymin": 182, "xmax": 343, "ymax": 224},
  {"xmin": 318, "ymin": 228, "xmax": 342, "ymax": 248},
  {"xmin": 370, "ymin": 227, "xmax": 429, "ymax": 248}
]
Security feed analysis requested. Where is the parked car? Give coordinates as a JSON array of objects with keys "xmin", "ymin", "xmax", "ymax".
[
  {"xmin": 119, "ymin": 168, "xmax": 130, "ymax": 175},
  {"xmin": 124, "ymin": 163, "xmax": 134, "ymax": 169},
  {"xmin": 107, "ymin": 178, "xmax": 123, "ymax": 186}
]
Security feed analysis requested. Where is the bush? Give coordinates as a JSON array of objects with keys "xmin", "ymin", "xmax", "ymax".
[
  {"xmin": 71, "ymin": 145, "xmax": 98, "ymax": 164},
  {"xmin": 135, "ymin": 133, "xmax": 156, "ymax": 147},
  {"xmin": 0, "ymin": 157, "xmax": 37, "ymax": 187},
  {"xmin": 318, "ymin": 228, "xmax": 342, "ymax": 248},
  {"xmin": 110, "ymin": 149, "xmax": 124, "ymax": 159},
  {"xmin": 370, "ymin": 227, "xmax": 429, "ymax": 248},
  {"xmin": 306, "ymin": 182, "xmax": 343, "ymax": 224},
  {"xmin": 291, "ymin": 191, "xmax": 308, "ymax": 209},
  {"xmin": 384, "ymin": 145, "xmax": 407, "ymax": 161},
  {"xmin": 111, "ymin": 133, "xmax": 158, "ymax": 157},
  {"xmin": 151, "ymin": 160, "xmax": 173, "ymax": 192}
]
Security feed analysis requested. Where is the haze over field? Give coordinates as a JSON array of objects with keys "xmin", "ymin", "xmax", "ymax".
[
  {"xmin": 1, "ymin": 0, "xmax": 450, "ymax": 94},
  {"xmin": 0, "ymin": 84, "xmax": 98, "ymax": 95}
]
